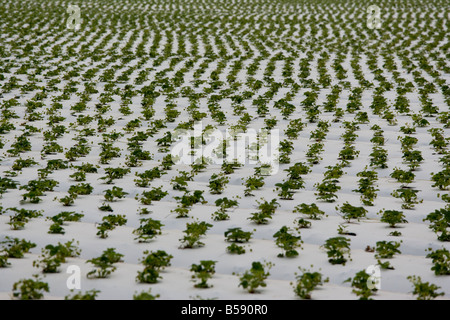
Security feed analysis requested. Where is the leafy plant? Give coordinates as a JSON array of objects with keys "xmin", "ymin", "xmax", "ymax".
[
  {"xmin": 391, "ymin": 188, "xmax": 423, "ymax": 209},
  {"xmin": 208, "ymin": 173, "xmax": 230, "ymax": 194},
  {"xmin": 135, "ymin": 187, "xmax": 168, "ymax": 205},
  {"xmin": 225, "ymin": 227, "xmax": 253, "ymax": 243},
  {"xmin": 293, "ymin": 203, "xmax": 326, "ymax": 220},
  {"xmin": 243, "ymin": 175, "xmax": 265, "ymax": 196},
  {"xmin": 65, "ymin": 289, "xmax": 100, "ymax": 300},
  {"xmin": 345, "ymin": 270, "xmax": 378, "ymax": 300},
  {"xmin": 96, "ymin": 214, "xmax": 127, "ymax": 238},
  {"xmin": 104, "ymin": 186, "xmax": 129, "ymax": 202},
  {"xmin": 190, "ymin": 260, "xmax": 216, "ymax": 288},
  {"xmin": 133, "ymin": 289, "xmax": 160, "ymax": 300},
  {"xmin": 87, "ymin": 248, "xmax": 124, "ymax": 278},
  {"xmin": 133, "ymin": 218, "xmax": 163, "ymax": 242},
  {"xmin": 237, "ymin": 261, "xmax": 273, "ymax": 293},
  {"xmin": 273, "ymin": 226, "xmax": 303, "ymax": 257},
  {"xmin": 375, "ymin": 241, "xmax": 401, "ymax": 259},
  {"xmin": 136, "ymin": 250, "xmax": 173, "ymax": 284},
  {"xmin": 407, "ymin": 275, "xmax": 444, "ymax": 300},
  {"xmin": 378, "ymin": 209, "xmax": 408, "ymax": 228},
  {"xmin": 292, "ymin": 268, "xmax": 328, "ymax": 299},
  {"xmin": 179, "ymin": 221, "xmax": 213, "ymax": 248},
  {"xmin": 12, "ymin": 275, "xmax": 49, "ymax": 300},
  {"xmin": 1, "ymin": 237, "xmax": 36, "ymax": 258},
  {"xmin": 424, "ymin": 208, "xmax": 450, "ymax": 241},
  {"xmin": 426, "ymin": 247, "xmax": 450, "ymax": 275},
  {"xmin": 322, "ymin": 237, "xmax": 351, "ymax": 265},
  {"xmin": 336, "ymin": 202, "xmax": 367, "ymax": 223}
]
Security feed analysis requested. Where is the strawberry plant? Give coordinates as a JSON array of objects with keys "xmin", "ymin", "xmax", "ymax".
[
  {"xmin": 208, "ymin": 173, "xmax": 230, "ymax": 194},
  {"xmin": 212, "ymin": 197, "xmax": 239, "ymax": 221},
  {"xmin": 345, "ymin": 270, "xmax": 378, "ymax": 300},
  {"xmin": 237, "ymin": 261, "xmax": 273, "ymax": 293},
  {"xmin": 136, "ymin": 250, "xmax": 173, "ymax": 284},
  {"xmin": 7, "ymin": 208, "xmax": 43, "ymax": 230},
  {"xmin": 1, "ymin": 237, "xmax": 36, "ymax": 258},
  {"xmin": 135, "ymin": 187, "xmax": 168, "ymax": 205},
  {"xmin": 407, "ymin": 275, "xmax": 444, "ymax": 300},
  {"xmin": 391, "ymin": 188, "xmax": 422, "ymax": 209},
  {"xmin": 133, "ymin": 218, "xmax": 163, "ymax": 242},
  {"xmin": 426, "ymin": 247, "xmax": 450, "ymax": 275},
  {"xmin": 424, "ymin": 208, "xmax": 450, "ymax": 241},
  {"xmin": 225, "ymin": 227, "xmax": 253, "ymax": 243},
  {"xmin": 96, "ymin": 214, "xmax": 127, "ymax": 239},
  {"xmin": 375, "ymin": 241, "xmax": 401, "ymax": 259},
  {"xmin": 179, "ymin": 221, "xmax": 213, "ymax": 248},
  {"xmin": 431, "ymin": 168, "xmax": 449, "ymax": 190},
  {"xmin": 293, "ymin": 203, "xmax": 326, "ymax": 220},
  {"xmin": 99, "ymin": 167, "xmax": 131, "ymax": 184},
  {"xmin": 314, "ymin": 179, "xmax": 341, "ymax": 202},
  {"xmin": 378, "ymin": 209, "xmax": 408, "ymax": 228},
  {"xmin": 322, "ymin": 237, "xmax": 351, "ymax": 265},
  {"xmin": 390, "ymin": 168, "xmax": 415, "ymax": 185},
  {"xmin": 336, "ymin": 202, "xmax": 367, "ymax": 223},
  {"xmin": 243, "ymin": 175, "xmax": 265, "ymax": 196},
  {"xmin": 273, "ymin": 226, "xmax": 303, "ymax": 258},
  {"xmin": 104, "ymin": 186, "xmax": 129, "ymax": 202},
  {"xmin": 294, "ymin": 218, "xmax": 312, "ymax": 229},
  {"xmin": 292, "ymin": 268, "xmax": 328, "ymax": 299},
  {"xmin": 12, "ymin": 275, "xmax": 49, "ymax": 300},
  {"xmin": 87, "ymin": 248, "xmax": 124, "ymax": 278},
  {"xmin": 248, "ymin": 198, "xmax": 279, "ymax": 224},
  {"xmin": 65, "ymin": 289, "xmax": 100, "ymax": 300},
  {"xmin": 369, "ymin": 147, "xmax": 388, "ymax": 169},
  {"xmin": 133, "ymin": 289, "xmax": 160, "ymax": 300},
  {"xmin": 190, "ymin": 260, "xmax": 216, "ymax": 288}
]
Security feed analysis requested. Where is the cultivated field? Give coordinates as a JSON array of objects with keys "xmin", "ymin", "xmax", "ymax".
[{"xmin": 0, "ymin": 0, "xmax": 449, "ymax": 300}]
